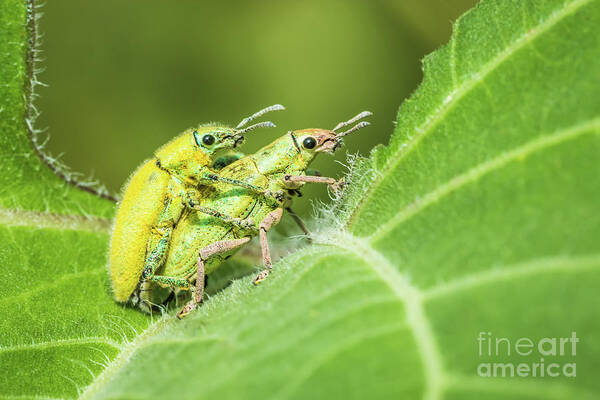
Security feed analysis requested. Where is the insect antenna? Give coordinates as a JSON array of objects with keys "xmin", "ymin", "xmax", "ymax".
[
  {"xmin": 236, "ymin": 104, "xmax": 286, "ymax": 129},
  {"xmin": 332, "ymin": 111, "xmax": 372, "ymax": 133},
  {"xmin": 336, "ymin": 121, "xmax": 371, "ymax": 138},
  {"xmin": 237, "ymin": 121, "xmax": 276, "ymax": 134}
]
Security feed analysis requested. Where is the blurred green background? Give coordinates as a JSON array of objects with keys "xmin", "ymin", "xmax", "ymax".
[{"xmin": 38, "ymin": 0, "xmax": 476, "ymax": 216}]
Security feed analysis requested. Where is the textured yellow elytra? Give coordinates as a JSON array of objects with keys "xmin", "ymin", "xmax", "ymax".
[
  {"xmin": 109, "ymin": 160, "xmax": 170, "ymax": 301},
  {"xmin": 108, "ymin": 132, "xmax": 212, "ymax": 302}
]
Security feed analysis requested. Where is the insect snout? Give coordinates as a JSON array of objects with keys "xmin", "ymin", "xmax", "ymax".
[{"xmin": 310, "ymin": 111, "xmax": 373, "ymax": 153}]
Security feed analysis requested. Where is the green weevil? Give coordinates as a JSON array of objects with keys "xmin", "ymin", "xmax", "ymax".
[
  {"xmin": 137, "ymin": 111, "xmax": 372, "ymax": 318},
  {"xmin": 108, "ymin": 104, "xmax": 285, "ymax": 311}
]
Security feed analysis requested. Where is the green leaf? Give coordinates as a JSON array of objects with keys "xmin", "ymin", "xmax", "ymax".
[
  {"xmin": 2, "ymin": 0, "xmax": 599, "ymax": 400},
  {"xmin": 0, "ymin": 1, "xmax": 150, "ymax": 398}
]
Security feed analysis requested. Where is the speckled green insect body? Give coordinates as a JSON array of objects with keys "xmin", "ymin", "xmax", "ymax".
[
  {"xmin": 108, "ymin": 105, "xmax": 284, "ymax": 311},
  {"xmin": 138, "ymin": 112, "xmax": 372, "ymax": 318}
]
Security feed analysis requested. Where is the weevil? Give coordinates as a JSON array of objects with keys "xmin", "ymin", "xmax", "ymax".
[
  {"xmin": 137, "ymin": 111, "xmax": 372, "ymax": 318},
  {"xmin": 108, "ymin": 105, "xmax": 285, "ymax": 310}
]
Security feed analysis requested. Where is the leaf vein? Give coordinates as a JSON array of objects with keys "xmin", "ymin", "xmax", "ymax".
[
  {"xmin": 370, "ymin": 117, "xmax": 600, "ymax": 242},
  {"xmin": 325, "ymin": 232, "xmax": 446, "ymax": 400},
  {"xmin": 0, "ymin": 208, "xmax": 111, "ymax": 234},
  {"xmin": 0, "ymin": 337, "xmax": 120, "ymax": 354},
  {"xmin": 423, "ymin": 253, "xmax": 600, "ymax": 300}
]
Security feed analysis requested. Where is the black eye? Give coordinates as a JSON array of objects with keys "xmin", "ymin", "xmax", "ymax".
[
  {"xmin": 202, "ymin": 134, "xmax": 215, "ymax": 146},
  {"xmin": 302, "ymin": 136, "xmax": 316, "ymax": 149}
]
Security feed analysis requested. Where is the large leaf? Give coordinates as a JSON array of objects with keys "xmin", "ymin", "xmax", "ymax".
[
  {"xmin": 0, "ymin": 0, "xmax": 150, "ymax": 398},
  {"xmin": 1, "ymin": 0, "xmax": 599, "ymax": 399}
]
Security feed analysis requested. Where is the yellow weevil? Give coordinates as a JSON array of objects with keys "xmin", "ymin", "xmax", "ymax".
[
  {"xmin": 134, "ymin": 111, "xmax": 372, "ymax": 318},
  {"xmin": 108, "ymin": 105, "xmax": 284, "ymax": 311}
]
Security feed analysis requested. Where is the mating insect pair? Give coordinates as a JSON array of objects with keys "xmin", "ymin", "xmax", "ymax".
[{"xmin": 108, "ymin": 105, "xmax": 371, "ymax": 318}]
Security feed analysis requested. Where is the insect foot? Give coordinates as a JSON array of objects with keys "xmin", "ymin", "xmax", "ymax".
[
  {"xmin": 252, "ymin": 269, "xmax": 270, "ymax": 286},
  {"xmin": 176, "ymin": 299, "xmax": 198, "ymax": 319},
  {"xmin": 328, "ymin": 177, "xmax": 346, "ymax": 195}
]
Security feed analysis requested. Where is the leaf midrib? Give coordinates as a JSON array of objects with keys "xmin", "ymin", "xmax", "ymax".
[
  {"xmin": 328, "ymin": 233, "xmax": 445, "ymax": 400},
  {"xmin": 21, "ymin": 1, "xmax": 594, "ymax": 397},
  {"xmin": 72, "ymin": 228, "xmax": 597, "ymax": 400}
]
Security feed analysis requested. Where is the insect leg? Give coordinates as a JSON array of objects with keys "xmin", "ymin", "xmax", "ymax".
[
  {"xmin": 177, "ymin": 237, "xmax": 251, "ymax": 319},
  {"xmin": 190, "ymin": 204, "xmax": 258, "ymax": 232},
  {"xmin": 145, "ymin": 260, "xmax": 198, "ymax": 312},
  {"xmin": 285, "ymin": 206, "xmax": 312, "ymax": 241},
  {"xmin": 198, "ymin": 172, "xmax": 285, "ymax": 204},
  {"xmin": 284, "ymin": 174, "xmax": 336, "ymax": 185},
  {"xmin": 283, "ymin": 174, "xmax": 346, "ymax": 194},
  {"xmin": 148, "ymin": 275, "xmax": 192, "ymax": 290},
  {"xmin": 143, "ymin": 180, "xmax": 188, "ymax": 277},
  {"xmin": 199, "ymin": 172, "xmax": 263, "ymax": 192},
  {"xmin": 252, "ymin": 208, "xmax": 284, "ymax": 285},
  {"xmin": 141, "ymin": 227, "xmax": 172, "ymax": 282},
  {"xmin": 139, "ymin": 182, "xmax": 186, "ymax": 285},
  {"xmin": 136, "ymin": 226, "xmax": 180, "ymax": 311},
  {"xmin": 137, "ymin": 181, "xmax": 192, "ymax": 311},
  {"xmin": 137, "ymin": 267, "xmax": 194, "ymax": 314}
]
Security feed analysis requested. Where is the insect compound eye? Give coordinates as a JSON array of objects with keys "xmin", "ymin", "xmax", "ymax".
[
  {"xmin": 202, "ymin": 134, "xmax": 216, "ymax": 146},
  {"xmin": 302, "ymin": 136, "xmax": 317, "ymax": 149}
]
